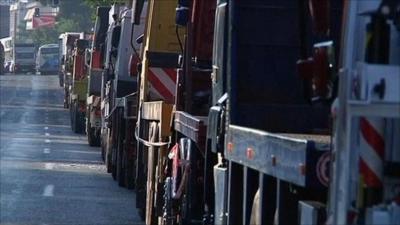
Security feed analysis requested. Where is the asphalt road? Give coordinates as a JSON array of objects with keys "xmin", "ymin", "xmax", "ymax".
[{"xmin": 0, "ymin": 74, "xmax": 143, "ymax": 225}]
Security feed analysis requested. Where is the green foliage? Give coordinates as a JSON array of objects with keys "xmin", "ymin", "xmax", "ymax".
[
  {"xmin": 84, "ymin": 0, "xmax": 127, "ymax": 8},
  {"xmin": 57, "ymin": 0, "xmax": 93, "ymax": 32},
  {"xmin": 29, "ymin": 0, "xmax": 129, "ymax": 46},
  {"xmin": 30, "ymin": 27, "xmax": 59, "ymax": 46}
]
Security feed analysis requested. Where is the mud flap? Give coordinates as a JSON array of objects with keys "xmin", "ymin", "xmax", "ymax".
[{"xmin": 214, "ymin": 164, "xmax": 228, "ymax": 225}]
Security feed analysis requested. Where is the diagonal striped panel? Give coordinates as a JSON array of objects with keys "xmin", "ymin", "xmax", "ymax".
[
  {"xmin": 148, "ymin": 67, "xmax": 177, "ymax": 103},
  {"xmin": 359, "ymin": 118, "xmax": 385, "ymax": 188}
]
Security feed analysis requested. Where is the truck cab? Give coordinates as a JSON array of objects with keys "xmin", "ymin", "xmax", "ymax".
[{"xmin": 13, "ymin": 43, "xmax": 36, "ymax": 74}]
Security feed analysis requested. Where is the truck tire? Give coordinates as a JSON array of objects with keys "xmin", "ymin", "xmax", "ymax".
[
  {"xmin": 70, "ymin": 101, "xmax": 76, "ymax": 132},
  {"xmin": 116, "ymin": 111, "xmax": 126, "ymax": 187},
  {"xmin": 105, "ymin": 134, "xmax": 114, "ymax": 174},
  {"xmin": 111, "ymin": 145, "xmax": 117, "ymax": 180},
  {"xmin": 116, "ymin": 145, "xmax": 125, "ymax": 187},
  {"xmin": 59, "ymin": 77, "xmax": 63, "ymax": 87},
  {"xmin": 138, "ymin": 208, "xmax": 146, "ymax": 221},
  {"xmin": 124, "ymin": 150, "xmax": 135, "ymax": 189},
  {"xmin": 101, "ymin": 138, "xmax": 106, "ymax": 161},
  {"xmin": 88, "ymin": 127, "xmax": 100, "ymax": 146},
  {"xmin": 71, "ymin": 101, "xmax": 84, "ymax": 134}
]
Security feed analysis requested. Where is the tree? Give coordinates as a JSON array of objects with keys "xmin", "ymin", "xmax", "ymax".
[
  {"xmin": 30, "ymin": 0, "xmax": 130, "ymax": 46},
  {"xmin": 84, "ymin": 0, "xmax": 127, "ymax": 8},
  {"xmin": 30, "ymin": 27, "xmax": 58, "ymax": 46},
  {"xmin": 57, "ymin": 0, "xmax": 93, "ymax": 32}
]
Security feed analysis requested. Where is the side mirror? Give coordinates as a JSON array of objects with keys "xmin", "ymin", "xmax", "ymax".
[{"xmin": 308, "ymin": 0, "xmax": 330, "ymax": 36}]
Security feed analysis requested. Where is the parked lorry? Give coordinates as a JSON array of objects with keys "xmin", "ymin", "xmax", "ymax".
[
  {"xmin": 130, "ymin": 0, "xmax": 184, "ymax": 223},
  {"xmin": 13, "ymin": 43, "xmax": 36, "ymax": 74},
  {"xmin": 100, "ymin": 4, "xmax": 122, "ymax": 174},
  {"xmin": 70, "ymin": 38, "xmax": 90, "ymax": 133},
  {"xmin": 86, "ymin": 6, "xmax": 110, "ymax": 146},
  {"xmin": 205, "ymin": 0, "xmax": 345, "ymax": 224},
  {"xmin": 59, "ymin": 32, "xmax": 83, "ymax": 108},
  {"xmin": 99, "ymin": 2, "xmax": 147, "ymax": 190},
  {"xmin": 155, "ymin": 0, "xmax": 216, "ymax": 224}
]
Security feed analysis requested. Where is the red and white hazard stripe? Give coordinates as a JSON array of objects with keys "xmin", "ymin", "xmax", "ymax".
[
  {"xmin": 148, "ymin": 67, "xmax": 177, "ymax": 103},
  {"xmin": 359, "ymin": 117, "xmax": 385, "ymax": 188}
]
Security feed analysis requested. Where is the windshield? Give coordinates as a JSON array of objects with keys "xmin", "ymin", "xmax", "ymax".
[{"xmin": 16, "ymin": 52, "xmax": 35, "ymax": 59}]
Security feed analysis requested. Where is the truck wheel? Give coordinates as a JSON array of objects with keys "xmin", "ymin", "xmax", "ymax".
[
  {"xmin": 111, "ymin": 145, "xmax": 117, "ymax": 180},
  {"xmin": 59, "ymin": 78, "xmax": 63, "ymax": 87},
  {"xmin": 117, "ymin": 145, "xmax": 125, "ymax": 187},
  {"xmin": 76, "ymin": 111, "xmax": 85, "ymax": 134},
  {"xmin": 116, "ymin": 114, "xmax": 126, "ymax": 187},
  {"xmin": 101, "ymin": 138, "xmax": 106, "ymax": 161},
  {"xmin": 110, "ymin": 148, "xmax": 117, "ymax": 180},
  {"xmin": 88, "ymin": 127, "xmax": 100, "ymax": 146},
  {"xmin": 70, "ymin": 102, "xmax": 76, "ymax": 132},
  {"xmin": 124, "ymin": 150, "xmax": 135, "ymax": 189},
  {"xmin": 72, "ymin": 103, "xmax": 81, "ymax": 134},
  {"xmin": 105, "ymin": 130, "xmax": 113, "ymax": 173},
  {"xmin": 138, "ymin": 208, "xmax": 146, "ymax": 221}
]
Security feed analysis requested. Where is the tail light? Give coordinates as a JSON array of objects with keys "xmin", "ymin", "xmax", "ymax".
[
  {"xmin": 129, "ymin": 54, "xmax": 139, "ymax": 77},
  {"xmin": 297, "ymin": 41, "xmax": 335, "ymax": 101},
  {"xmin": 308, "ymin": 0, "xmax": 330, "ymax": 36},
  {"xmin": 94, "ymin": 108, "xmax": 101, "ymax": 117}
]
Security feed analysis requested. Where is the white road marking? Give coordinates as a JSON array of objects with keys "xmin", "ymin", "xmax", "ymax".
[
  {"xmin": 43, "ymin": 185, "xmax": 54, "ymax": 197},
  {"xmin": 43, "ymin": 148, "xmax": 51, "ymax": 154},
  {"xmin": 44, "ymin": 127, "xmax": 49, "ymax": 130},
  {"xmin": 45, "ymin": 139, "xmax": 51, "ymax": 143},
  {"xmin": 45, "ymin": 163, "xmax": 54, "ymax": 170},
  {"xmin": 45, "ymin": 133, "xmax": 50, "ymax": 136}
]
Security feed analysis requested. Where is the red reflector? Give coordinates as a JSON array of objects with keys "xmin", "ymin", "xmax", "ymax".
[
  {"xmin": 78, "ymin": 102, "xmax": 86, "ymax": 112},
  {"xmin": 299, "ymin": 163, "xmax": 306, "ymax": 176},
  {"xmin": 271, "ymin": 155, "xmax": 277, "ymax": 166},
  {"xmin": 246, "ymin": 147, "xmax": 254, "ymax": 160},
  {"xmin": 94, "ymin": 109, "xmax": 101, "ymax": 117},
  {"xmin": 227, "ymin": 142, "xmax": 234, "ymax": 153}
]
